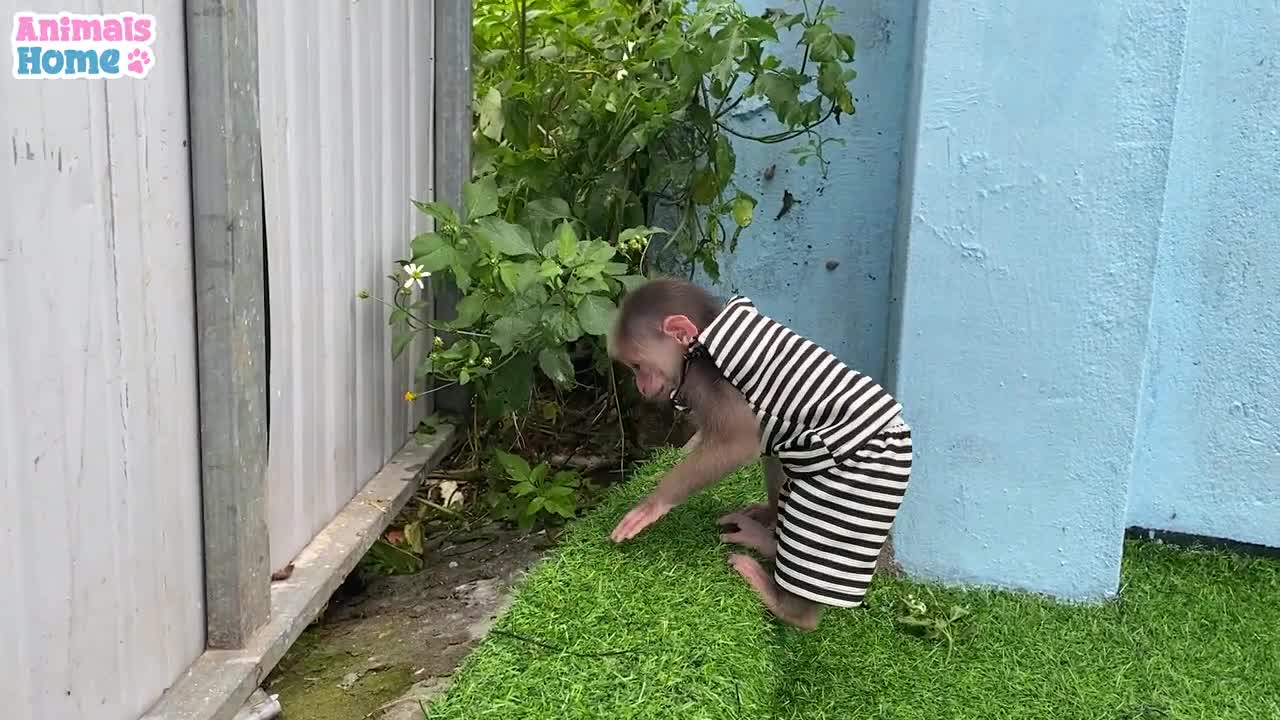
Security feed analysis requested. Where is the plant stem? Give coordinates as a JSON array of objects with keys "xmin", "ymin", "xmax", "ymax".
[
  {"xmin": 517, "ymin": 0, "xmax": 528, "ymax": 74},
  {"xmin": 715, "ymin": 106, "xmax": 837, "ymax": 144},
  {"xmin": 609, "ymin": 362, "xmax": 628, "ymax": 475},
  {"xmin": 377, "ymin": 291, "xmax": 490, "ymax": 339}
]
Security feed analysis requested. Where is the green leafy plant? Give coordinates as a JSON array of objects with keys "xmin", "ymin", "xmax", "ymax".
[
  {"xmin": 489, "ymin": 449, "xmax": 585, "ymax": 530},
  {"xmin": 472, "ymin": 0, "xmax": 859, "ymax": 279},
  {"xmin": 358, "ymin": 538, "xmax": 424, "ymax": 576},
  {"xmin": 895, "ymin": 593, "xmax": 972, "ymax": 657},
  {"xmin": 385, "ymin": 175, "xmax": 651, "ymax": 420},
  {"xmin": 365, "ymin": 0, "xmax": 862, "ymax": 509}
]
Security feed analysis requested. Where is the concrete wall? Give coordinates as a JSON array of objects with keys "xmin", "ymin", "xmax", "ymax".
[
  {"xmin": 1127, "ymin": 1, "xmax": 1280, "ymax": 548},
  {"xmin": 707, "ymin": 0, "xmax": 919, "ymax": 379},
  {"xmin": 888, "ymin": 0, "xmax": 1194, "ymax": 600}
]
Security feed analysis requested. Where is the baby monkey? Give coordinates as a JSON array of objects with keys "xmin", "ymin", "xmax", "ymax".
[{"xmin": 608, "ymin": 277, "xmax": 913, "ymax": 631}]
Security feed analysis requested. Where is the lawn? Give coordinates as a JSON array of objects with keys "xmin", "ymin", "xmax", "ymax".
[{"xmin": 422, "ymin": 450, "xmax": 1280, "ymax": 720}]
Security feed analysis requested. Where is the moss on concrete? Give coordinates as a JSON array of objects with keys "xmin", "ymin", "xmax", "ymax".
[{"xmin": 268, "ymin": 626, "xmax": 415, "ymax": 720}]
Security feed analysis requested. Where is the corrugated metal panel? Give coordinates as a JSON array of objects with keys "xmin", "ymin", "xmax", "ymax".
[
  {"xmin": 258, "ymin": 1, "xmax": 435, "ymax": 570},
  {"xmin": 0, "ymin": 2, "xmax": 206, "ymax": 719}
]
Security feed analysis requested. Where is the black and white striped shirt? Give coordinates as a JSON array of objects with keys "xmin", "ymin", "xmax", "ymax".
[{"xmin": 696, "ymin": 296, "xmax": 903, "ymax": 471}]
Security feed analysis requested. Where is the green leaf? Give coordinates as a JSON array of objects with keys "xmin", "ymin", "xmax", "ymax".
[
  {"xmin": 552, "ymin": 470, "xmax": 581, "ymax": 487},
  {"xmin": 530, "ymin": 45, "xmax": 561, "ymax": 61},
  {"xmin": 491, "ymin": 315, "xmax": 534, "ymax": 354},
  {"xmin": 691, "ymin": 169, "xmax": 720, "ymax": 205},
  {"xmin": 410, "ymin": 232, "xmax": 447, "ymax": 259},
  {"xmin": 494, "ymin": 449, "xmax": 532, "ymax": 481},
  {"xmin": 511, "ymin": 481, "xmax": 537, "ymax": 497},
  {"xmin": 567, "ymin": 275, "xmax": 610, "ymax": 295},
  {"xmin": 454, "ymin": 293, "xmax": 486, "ymax": 329},
  {"xmin": 498, "ymin": 260, "xmax": 541, "ymax": 294},
  {"xmin": 601, "ymin": 262, "xmax": 629, "ymax": 276},
  {"xmin": 576, "ymin": 294, "xmax": 616, "ymax": 336},
  {"xmin": 530, "ymin": 463, "xmax": 550, "ymax": 484},
  {"xmin": 485, "ymin": 352, "xmax": 534, "ymax": 417},
  {"xmin": 554, "ymin": 222, "xmax": 579, "ymax": 263},
  {"xmin": 583, "ymin": 240, "xmax": 617, "ymax": 264},
  {"xmin": 732, "ymin": 193, "xmax": 757, "ymax": 228},
  {"xmin": 617, "ymin": 274, "xmax": 647, "ymax": 292},
  {"xmin": 756, "ymin": 72, "xmax": 801, "ymax": 123},
  {"xmin": 575, "ymin": 262, "xmax": 609, "ymax": 280},
  {"xmin": 520, "ymin": 198, "xmax": 572, "ymax": 229},
  {"xmin": 541, "ymin": 401, "xmax": 560, "ymax": 420},
  {"xmin": 475, "ymin": 217, "xmax": 537, "ymax": 257},
  {"xmin": 617, "ymin": 226, "xmax": 669, "ymax": 244},
  {"xmin": 389, "ymin": 306, "xmax": 409, "ymax": 327},
  {"xmin": 415, "ymin": 351, "xmax": 434, "ymax": 378},
  {"xmin": 701, "ymin": 253, "xmax": 721, "ymax": 281},
  {"xmin": 411, "ymin": 201, "xmax": 460, "ymax": 227},
  {"xmin": 548, "ymin": 498, "xmax": 577, "ymax": 518},
  {"xmin": 458, "ymin": 367, "xmax": 471, "ymax": 385},
  {"xmin": 475, "ymin": 86, "xmax": 505, "ymax": 141},
  {"xmin": 528, "ymin": 496, "xmax": 546, "ymax": 514},
  {"xmin": 616, "ymin": 127, "xmax": 648, "ymax": 160},
  {"xmin": 463, "ymin": 176, "xmax": 499, "ymax": 222},
  {"xmin": 546, "ymin": 306, "xmax": 583, "ymax": 343},
  {"xmin": 404, "ymin": 521, "xmax": 424, "ymax": 554},
  {"xmin": 392, "ymin": 331, "xmax": 414, "ymax": 359},
  {"xmin": 538, "ymin": 346, "xmax": 574, "ymax": 386},
  {"xmin": 714, "ymin": 135, "xmax": 736, "ymax": 187},
  {"xmin": 538, "ymin": 258, "xmax": 563, "ymax": 279},
  {"xmin": 411, "ymin": 232, "xmax": 458, "ymax": 272},
  {"xmin": 452, "ymin": 260, "xmax": 473, "ymax": 292},
  {"xmin": 802, "ymin": 24, "xmax": 855, "ymax": 63}
]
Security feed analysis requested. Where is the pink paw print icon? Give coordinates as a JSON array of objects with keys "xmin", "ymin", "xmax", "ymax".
[{"xmin": 127, "ymin": 48, "xmax": 152, "ymax": 76}]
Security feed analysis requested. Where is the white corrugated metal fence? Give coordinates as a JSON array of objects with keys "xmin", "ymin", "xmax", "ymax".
[
  {"xmin": 257, "ymin": 0, "xmax": 434, "ymax": 571},
  {"xmin": 0, "ymin": 1, "xmax": 439, "ymax": 717},
  {"xmin": 0, "ymin": 3, "xmax": 205, "ymax": 719}
]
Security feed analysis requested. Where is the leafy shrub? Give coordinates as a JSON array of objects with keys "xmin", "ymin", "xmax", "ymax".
[
  {"xmin": 369, "ymin": 0, "xmax": 861, "ymax": 512},
  {"xmin": 487, "ymin": 449, "xmax": 587, "ymax": 529}
]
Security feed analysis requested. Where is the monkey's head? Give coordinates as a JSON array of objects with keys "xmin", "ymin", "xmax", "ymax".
[{"xmin": 608, "ymin": 277, "xmax": 723, "ymax": 401}]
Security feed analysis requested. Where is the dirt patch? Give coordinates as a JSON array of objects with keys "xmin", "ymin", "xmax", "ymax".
[{"xmin": 265, "ymin": 523, "xmax": 557, "ymax": 720}]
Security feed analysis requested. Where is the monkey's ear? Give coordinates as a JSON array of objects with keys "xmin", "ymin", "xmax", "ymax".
[{"xmin": 660, "ymin": 314, "xmax": 699, "ymax": 345}]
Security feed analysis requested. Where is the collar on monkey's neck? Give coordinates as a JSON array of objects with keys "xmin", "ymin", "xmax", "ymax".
[{"xmin": 669, "ymin": 340, "xmax": 710, "ymax": 413}]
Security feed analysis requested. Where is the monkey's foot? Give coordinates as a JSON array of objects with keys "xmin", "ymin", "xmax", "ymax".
[
  {"xmin": 728, "ymin": 554, "xmax": 820, "ymax": 632},
  {"xmin": 721, "ymin": 503, "xmax": 775, "ymax": 527},
  {"xmin": 717, "ymin": 513, "xmax": 777, "ymax": 558},
  {"xmin": 743, "ymin": 503, "xmax": 777, "ymax": 526}
]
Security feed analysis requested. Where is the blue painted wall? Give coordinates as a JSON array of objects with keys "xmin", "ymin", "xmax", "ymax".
[
  {"xmin": 1127, "ymin": 1, "xmax": 1280, "ymax": 548},
  {"xmin": 887, "ymin": 0, "xmax": 1193, "ymax": 600},
  {"xmin": 695, "ymin": 0, "xmax": 1278, "ymax": 601},
  {"xmin": 703, "ymin": 0, "xmax": 918, "ymax": 380}
]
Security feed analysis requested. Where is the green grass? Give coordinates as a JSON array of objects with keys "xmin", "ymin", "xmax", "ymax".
[{"xmin": 424, "ymin": 450, "xmax": 1280, "ymax": 720}]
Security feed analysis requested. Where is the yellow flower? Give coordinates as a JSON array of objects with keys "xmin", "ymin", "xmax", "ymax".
[
  {"xmin": 482, "ymin": 356, "xmax": 493, "ymax": 367},
  {"xmin": 404, "ymin": 390, "xmax": 418, "ymax": 402}
]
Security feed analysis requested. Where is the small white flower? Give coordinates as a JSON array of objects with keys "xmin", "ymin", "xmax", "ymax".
[
  {"xmin": 615, "ymin": 68, "xmax": 628, "ymax": 81},
  {"xmin": 402, "ymin": 263, "xmax": 430, "ymax": 290}
]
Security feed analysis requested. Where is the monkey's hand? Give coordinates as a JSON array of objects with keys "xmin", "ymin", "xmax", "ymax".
[{"xmin": 610, "ymin": 494, "xmax": 673, "ymax": 543}]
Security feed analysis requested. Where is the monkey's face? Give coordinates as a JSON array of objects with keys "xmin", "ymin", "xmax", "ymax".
[
  {"xmin": 612, "ymin": 335, "xmax": 685, "ymax": 401},
  {"xmin": 609, "ymin": 313, "xmax": 699, "ymax": 401}
]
